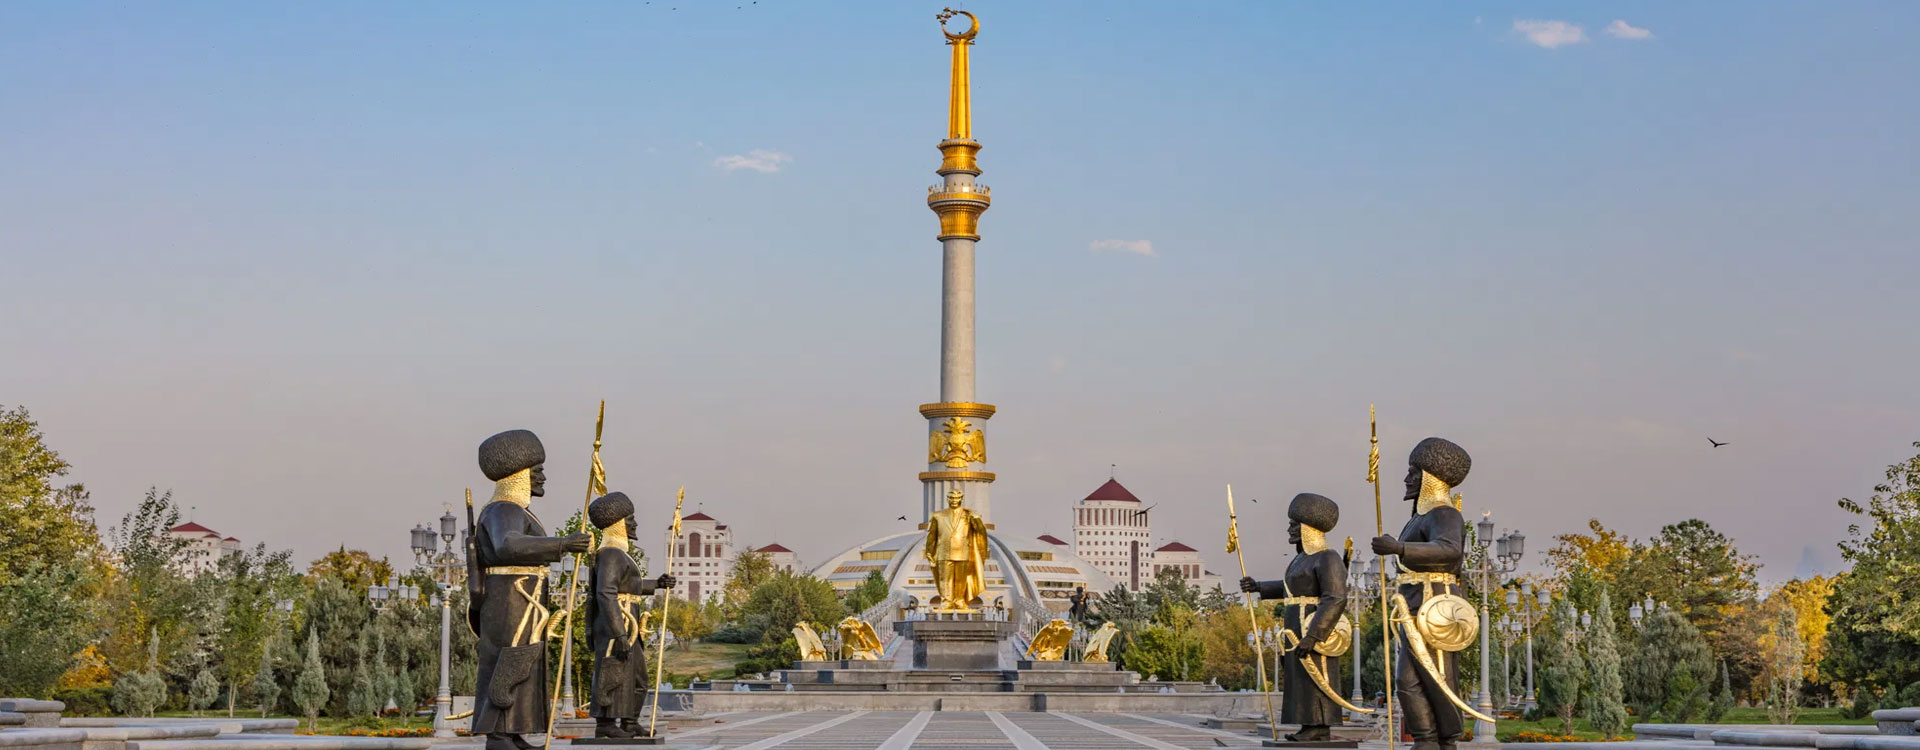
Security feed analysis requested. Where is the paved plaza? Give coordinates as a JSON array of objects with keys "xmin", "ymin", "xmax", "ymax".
[{"xmin": 630, "ymin": 710, "xmax": 1275, "ymax": 749}]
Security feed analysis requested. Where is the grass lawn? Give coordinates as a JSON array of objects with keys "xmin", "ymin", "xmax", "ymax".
[
  {"xmin": 661, "ymin": 641, "xmax": 753, "ymax": 681},
  {"xmin": 1496, "ymin": 706, "xmax": 1870, "ymax": 742},
  {"xmin": 151, "ymin": 711, "xmax": 434, "ymax": 736}
]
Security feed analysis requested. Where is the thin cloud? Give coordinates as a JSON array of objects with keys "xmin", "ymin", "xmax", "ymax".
[
  {"xmin": 1513, "ymin": 19, "xmax": 1587, "ymax": 49},
  {"xmin": 1605, "ymin": 19, "xmax": 1654, "ymax": 40},
  {"xmin": 714, "ymin": 149, "xmax": 792, "ymax": 173},
  {"xmin": 1089, "ymin": 239, "xmax": 1156, "ymax": 257}
]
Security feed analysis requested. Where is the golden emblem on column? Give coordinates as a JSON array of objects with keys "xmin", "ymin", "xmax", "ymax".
[
  {"xmin": 925, "ymin": 489, "xmax": 989, "ymax": 611},
  {"xmin": 928, "ymin": 417, "xmax": 987, "ymax": 468}
]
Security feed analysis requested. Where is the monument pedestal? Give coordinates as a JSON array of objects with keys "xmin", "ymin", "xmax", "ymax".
[{"xmin": 892, "ymin": 615, "xmax": 1018, "ymax": 670}]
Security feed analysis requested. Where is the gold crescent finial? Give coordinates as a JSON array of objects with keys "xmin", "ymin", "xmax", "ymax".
[{"xmin": 938, "ymin": 8, "xmax": 978, "ymax": 42}]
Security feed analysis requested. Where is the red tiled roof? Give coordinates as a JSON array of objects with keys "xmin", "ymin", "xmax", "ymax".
[
  {"xmin": 1037, "ymin": 534, "xmax": 1068, "ymax": 546},
  {"xmin": 682, "ymin": 512, "xmax": 716, "ymax": 521},
  {"xmin": 1082, "ymin": 479, "xmax": 1141, "ymax": 503},
  {"xmin": 169, "ymin": 521, "xmax": 216, "ymax": 534},
  {"xmin": 223, "ymin": 536, "xmax": 241, "ymax": 542},
  {"xmin": 1156, "ymin": 541, "xmax": 1197, "ymax": 553},
  {"xmin": 756, "ymin": 543, "xmax": 792, "ymax": 553}
]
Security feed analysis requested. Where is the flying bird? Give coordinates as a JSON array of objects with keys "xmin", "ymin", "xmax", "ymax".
[
  {"xmin": 1131, "ymin": 504, "xmax": 1157, "ymax": 519},
  {"xmin": 897, "ymin": 515, "xmax": 908, "ymax": 521},
  {"xmin": 1709, "ymin": 438, "xmax": 1729, "ymax": 448}
]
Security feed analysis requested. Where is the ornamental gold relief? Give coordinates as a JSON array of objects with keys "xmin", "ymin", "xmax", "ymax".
[{"xmin": 928, "ymin": 417, "xmax": 986, "ymax": 467}]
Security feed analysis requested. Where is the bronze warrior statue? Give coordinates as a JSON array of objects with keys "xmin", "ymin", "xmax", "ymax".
[
  {"xmin": 585, "ymin": 492, "xmax": 675, "ymax": 739},
  {"xmin": 470, "ymin": 430, "xmax": 592, "ymax": 750},
  {"xmin": 1240, "ymin": 492, "xmax": 1353, "ymax": 743},
  {"xmin": 1371, "ymin": 438, "xmax": 1475, "ymax": 750}
]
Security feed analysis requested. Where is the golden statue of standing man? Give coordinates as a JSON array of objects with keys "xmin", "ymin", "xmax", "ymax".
[{"xmin": 925, "ymin": 489, "xmax": 989, "ymax": 612}]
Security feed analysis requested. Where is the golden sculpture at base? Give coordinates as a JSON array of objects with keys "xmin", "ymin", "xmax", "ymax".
[
  {"xmin": 792, "ymin": 622, "xmax": 828, "ymax": 662},
  {"xmin": 924, "ymin": 489, "xmax": 989, "ymax": 612},
  {"xmin": 838, "ymin": 616, "xmax": 885, "ymax": 661},
  {"xmin": 1083, "ymin": 622, "xmax": 1119, "ymax": 663},
  {"xmin": 928, "ymin": 417, "xmax": 986, "ymax": 467},
  {"xmin": 1024, "ymin": 619, "xmax": 1074, "ymax": 661},
  {"xmin": 1390, "ymin": 592, "xmax": 1497, "ymax": 723}
]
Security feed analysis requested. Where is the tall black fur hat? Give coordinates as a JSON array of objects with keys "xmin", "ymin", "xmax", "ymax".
[
  {"xmin": 1287, "ymin": 493, "xmax": 1340, "ymax": 532},
  {"xmin": 1409, "ymin": 437, "xmax": 1472, "ymax": 487},
  {"xmin": 478, "ymin": 429, "xmax": 546, "ymax": 481},
  {"xmin": 588, "ymin": 492, "xmax": 634, "ymax": 530}
]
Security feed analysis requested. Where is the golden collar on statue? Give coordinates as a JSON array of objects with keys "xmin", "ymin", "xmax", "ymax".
[
  {"xmin": 1415, "ymin": 471, "xmax": 1454, "ymax": 515},
  {"xmin": 490, "ymin": 469, "xmax": 533, "ymax": 507},
  {"xmin": 1299, "ymin": 526, "xmax": 1328, "ymax": 554}
]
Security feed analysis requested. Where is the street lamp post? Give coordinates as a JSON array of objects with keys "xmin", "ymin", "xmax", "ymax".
[
  {"xmin": 410, "ymin": 511, "xmax": 464, "ymax": 739},
  {"xmin": 1348, "ymin": 556, "xmax": 1380, "ymax": 718},
  {"xmin": 1467, "ymin": 512, "xmax": 1523, "ymax": 739},
  {"xmin": 1507, "ymin": 580, "xmax": 1548, "ymax": 708}
]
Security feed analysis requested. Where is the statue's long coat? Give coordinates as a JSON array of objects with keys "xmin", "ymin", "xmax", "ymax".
[
  {"xmin": 1252, "ymin": 548, "xmax": 1349, "ymax": 728},
  {"xmin": 1394, "ymin": 504, "xmax": 1467, "ymax": 746},
  {"xmin": 588, "ymin": 548, "xmax": 659, "ymax": 720},
  {"xmin": 470, "ymin": 501, "xmax": 569, "ymax": 735}
]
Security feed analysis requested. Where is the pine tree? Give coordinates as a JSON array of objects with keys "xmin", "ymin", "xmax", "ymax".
[
  {"xmin": 291, "ymin": 630, "xmax": 330, "ymax": 732},
  {"xmin": 189, "ymin": 664, "xmax": 221, "ymax": 716},
  {"xmin": 251, "ymin": 639, "xmax": 281, "ymax": 718},
  {"xmin": 1538, "ymin": 598, "xmax": 1584, "ymax": 735},
  {"xmin": 1665, "ymin": 662, "xmax": 1707, "ymax": 723},
  {"xmin": 347, "ymin": 630, "xmax": 377, "ymax": 718},
  {"xmin": 111, "ymin": 628, "xmax": 169, "ymax": 717},
  {"xmin": 1708, "ymin": 659, "xmax": 1733, "ymax": 722},
  {"xmin": 1587, "ymin": 591, "xmax": 1629, "ymax": 738}
]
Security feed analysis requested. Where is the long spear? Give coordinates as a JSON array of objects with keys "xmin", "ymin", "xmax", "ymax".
[
  {"xmin": 646, "ymin": 486, "xmax": 685, "ymax": 738},
  {"xmin": 543, "ymin": 401, "xmax": 607, "ymax": 750},
  {"xmin": 1370, "ymin": 405, "xmax": 1396, "ymax": 748},
  {"xmin": 1227, "ymin": 485, "xmax": 1280, "ymax": 744}
]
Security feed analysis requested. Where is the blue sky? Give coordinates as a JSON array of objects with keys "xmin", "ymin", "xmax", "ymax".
[{"xmin": 4, "ymin": 2, "xmax": 1916, "ymax": 583}]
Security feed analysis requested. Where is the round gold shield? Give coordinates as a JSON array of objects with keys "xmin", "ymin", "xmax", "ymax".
[
  {"xmin": 1413, "ymin": 593, "xmax": 1479, "ymax": 652},
  {"xmin": 1301, "ymin": 613, "xmax": 1354, "ymax": 657}
]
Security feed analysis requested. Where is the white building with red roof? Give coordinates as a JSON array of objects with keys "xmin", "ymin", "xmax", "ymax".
[
  {"xmin": 166, "ymin": 521, "xmax": 242, "ymax": 577},
  {"xmin": 755, "ymin": 543, "xmax": 801, "ymax": 574},
  {"xmin": 668, "ymin": 511, "xmax": 734, "ymax": 603},
  {"xmin": 1072, "ymin": 478, "xmax": 1154, "ymax": 590},
  {"xmin": 1151, "ymin": 541, "xmax": 1223, "ymax": 593}
]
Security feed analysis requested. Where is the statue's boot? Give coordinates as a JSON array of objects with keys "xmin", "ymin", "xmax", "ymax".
[
  {"xmin": 621, "ymin": 719, "xmax": 651, "ymax": 738},
  {"xmin": 594, "ymin": 719, "xmax": 634, "ymax": 739},
  {"xmin": 1287, "ymin": 725, "xmax": 1333, "ymax": 742},
  {"xmin": 508, "ymin": 734, "xmax": 536, "ymax": 750},
  {"xmin": 484, "ymin": 734, "xmax": 521, "ymax": 750}
]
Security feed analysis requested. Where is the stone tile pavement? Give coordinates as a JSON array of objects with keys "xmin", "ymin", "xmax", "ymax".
[{"xmin": 637, "ymin": 710, "xmax": 1272, "ymax": 749}]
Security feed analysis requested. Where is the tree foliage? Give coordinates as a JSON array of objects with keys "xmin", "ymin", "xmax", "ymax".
[
  {"xmin": 1761, "ymin": 600, "xmax": 1805, "ymax": 724},
  {"xmin": 291, "ymin": 630, "xmax": 329, "ymax": 731},
  {"xmin": 0, "ymin": 406, "xmax": 102, "ymax": 585},
  {"xmin": 1537, "ymin": 598, "xmax": 1582, "ymax": 734},
  {"xmin": 1824, "ymin": 442, "xmax": 1920, "ymax": 695},
  {"xmin": 110, "ymin": 630, "xmax": 167, "ymax": 718},
  {"xmin": 1585, "ymin": 591, "xmax": 1628, "ymax": 738}
]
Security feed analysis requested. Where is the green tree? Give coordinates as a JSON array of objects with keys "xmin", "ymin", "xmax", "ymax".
[
  {"xmin": 251, "ymin": 639, "xmax": 280, "ymax": 717},
  {"xmin": 111, "ymin": 629, "xmax": 168, "ymax": 717},
  {"xmin": 723, "ymin": 549, "xmax": 775, "ymax": 618},
  {"xmin": 102, "ymin": 489, "xmax": 201, "ymax": 679},
  {"xmin": 741, "ymin": 571, "xmax": 845, "ymax": 643},
  {"xmin": 1586, "ymin": 592, "xmax": 1628, "ymax": 738},
  {"xmin": 1665, "ymin": 662, "xmax": 1706, "ymax": 723},
  {"xmin": 0, "ymin": 405, "xmax": 103, "ymax": 585},
  {"xmin": 1708, "ymin": 659, "xmax": 1732, "ymax": 722},
  {"xmin": 1763, "ymin": 603, "xmax": 1804, "ymax": 725},
  {"xmin": 1140, "ymin": 567, "xmax": 1199, "ymax": 621},
  {"xmin": 843, "ymin": 570, "xmax": 891, "ymax": 614},
  {"xmin": 1626, "ymin": 605, "xmax": 1714, "ymax": 721},
  {"xmin": 1538, "ymin": 598, "xmax": 1582, "ymax": 734},
  {"xmin": 214, "ymin": 545, "xmax": 296, "ymax": 716},
  {"xmin": 1824, "ymin": 443, "xmax": 1920, "ymax": 695},
  {"xmin": 1122, "ymin": 606, "xmax": 1204, "ymax": 681},
  {"xmin": 291, "ymin": 630, "xmax": 329, "ymax": 731},
  {"xmin": 0, "ymin": 559, "xmax": 98, "ymax": 697},
  {"xmin": 346, "ymin": 631, "xmax": 377, "ymax": 718},
  {"xmin": 189, "ymin": 664, "xmax": 220, "ymax": 715},
  {"xmin": 1634, "ymin": 520, "xmax": 1760, "ymax": 689},
  {"xmin": 306, "ymin": 548, "xmax": 395, "ymax": 594}
]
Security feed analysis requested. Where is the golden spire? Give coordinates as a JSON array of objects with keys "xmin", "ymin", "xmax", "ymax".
[
  {"xmin": 939, "ymin": 8, "xmax": 977, "ymax": 140},
  {"xmin": 933, "ymin": 8, "xmax": 983, "ymax": 176}
]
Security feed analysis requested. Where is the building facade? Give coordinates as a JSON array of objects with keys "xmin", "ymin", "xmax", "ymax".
[
  {"xmin": 1071, "ymin": 479, "xmax": 1154, "ymax": 591},
  {"xmin": 167, "ymin": 521, "xmax": 241, "ymax": 577},
  {"xmin": 1151, "ymin": 541, "xmax": 1223, "ymax": 593},
  {"xmin": 669, "ymin": 512, "xmax": 734, "ymax": 603},
  {"xmin": 756, "ymin": 543, "xmax": 801, "ymax": 574}
]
